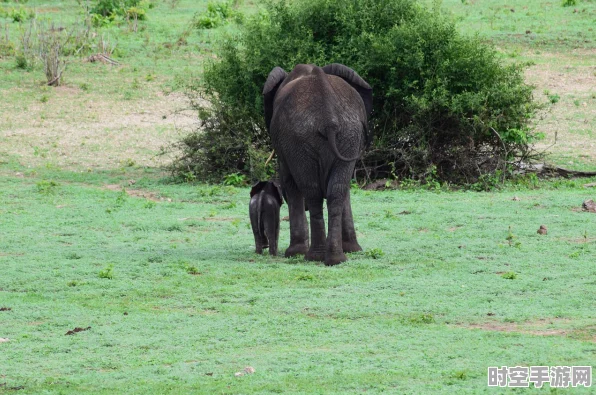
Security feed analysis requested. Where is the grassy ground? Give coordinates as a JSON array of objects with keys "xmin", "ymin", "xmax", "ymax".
[
  {"xmin": 1, "ymin": 0, "xmax": 596, "ymax": 393},
  {"xmin": 1, "ymin": 164, "xmax": 595, "ymax": 393}
]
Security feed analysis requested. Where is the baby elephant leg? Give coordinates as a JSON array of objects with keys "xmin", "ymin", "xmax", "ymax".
[{"xmin": 263, "ymin": 204, "xmax": 280, "ymax": 256}]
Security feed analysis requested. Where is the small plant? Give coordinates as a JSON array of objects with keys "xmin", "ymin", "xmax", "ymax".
[
  {"xmin": 194, "ymin": 1, "xmax": 238, "ymax": 29},
  {"xmin": 143, "ymin": 201, "xmax": 156, "ymax": 209},
  {"xmin": 185, "ymin": 264, "xmax": 200, "ymax": 275},
  {"xmin": 106, "ymin": 188, "xmax": 127, "ymax": 213},
  {"xmin": 222, "ymin": 201, "xmax": 237, "ymax": 209},
  {"xmin": 471, "ymin": 172, "xmax": 502, "ymax": 192},
  {"xmin": 98, "ymin": 264, "xmax": 114, "ymax": 279},
  {"xmin": 148, "ymin": 255, "xmax": 163, "ymax": 263},
  {"xmin": 115, "ymin": 188, "xmax": 127, "ymax": 206},
  {"xmin": 9, "ymin": 7, "xmax": 35, "ymax": 23},
  {"xmin": 548, "ymin": 93, "xmax": 560, "ymax": 104},
  {"xmin": 39, "ymin": 94, "xmax": 49, "ymax": 103},
  {"xmin": 165, "ymin": 224, "xmax": 183, "ymax": 232},
  {"xmin": 223, "ymin": 172, "xmax": 245, "ymax": 186},
  {"xmin": 384, "ymin": 210, "xmax": 397, "ymax": 219},
  {"xmin": 505, "ymin": 226, "xmax": 521, "ymax": 248},
  {"xmin": 561, "ymin": 0, "xmax": 577, "ymax": 6},
  {"xmin": 365, "ymin": 248, "xmax": 385, "ymax": 259},
  {"xmin": 66, "ymin": 252, "xmax": 82, "ymax": 260},
  {"xmin": 90, "ymin": 0, "xmax": 152, "ymax": 24},
  {"xmin": 14, "ymin": 53, "xmax": 29, "ymax": 69},
  {"xmin": 121, "ymin": 158, "xmax": 135, "ymax": 167},
  {"xmin": 36, "ymin": 180, "xmax": 59, "ymax": 195},
  {"xmin": 501, "ymin": 271, "xmax": 517, "ymax": 280},
  {"xmin": 67, "ymin": 280, "xmax": 79, "ymax": 287}
]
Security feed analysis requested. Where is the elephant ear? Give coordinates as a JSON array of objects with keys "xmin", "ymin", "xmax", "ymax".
[
  {"xmin": 272, "ymin": 182, "xmax": 284, "ymax": 206},
  {"xmin": 263, "ymin": 67, "xmax": 288, "ymax": 130},
  {"xmin": 322, "ymin": 63, "xmax": 373, "ymax": 117},
  {"xmin": 250, "ymin": 181, "xmax": 268, "ymax": 198}
]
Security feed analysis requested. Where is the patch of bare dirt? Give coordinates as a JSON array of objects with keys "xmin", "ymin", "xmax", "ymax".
[
  {"xmin": 0, "ymin": 85, "xmax": 198, "ymax": 170},
  {"xmin": 524, "ymin": 52, "xmax": 596, "ymax": 169},
  {"xmin": 204, "ymin": 217, "xmax": 236, "ymax": 222},
  {"xmin": 456, "ymin": 318, "xmax": 596, "ymax": 342},
  {"xmin": 103, "ymin": 184, "xmax": 162, "ymax": 201}
]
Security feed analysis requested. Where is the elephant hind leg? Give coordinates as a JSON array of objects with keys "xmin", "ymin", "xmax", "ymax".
[
  {"xmin": 325, "ymin": 190, "xmax": 350, "ymax": 266},
  {"xmin": 342, "ymin": 191, "xmax": 362, "ymax": 253},
  {"xmin": 305, "ymin": 198, "xmax": 326, "ymax": 262},
  {"xmin": 264, "ymin": 207, "xmax": 280, "ymax": 257}
]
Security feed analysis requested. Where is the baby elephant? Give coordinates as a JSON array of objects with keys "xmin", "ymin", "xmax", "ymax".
[{"xmin": 249, "ymin": 181, "xmax": 284, "ymax": 256}]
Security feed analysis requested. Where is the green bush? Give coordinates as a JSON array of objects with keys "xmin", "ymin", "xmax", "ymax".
[
  {"xmin": 90, "ymin": 0, "xmax": 152, "ymax": 24},
  {"xmin": 194, "ymin": 1, "xmax": 241, "ymax": 30},
  {"xmin": 170, "ymin": 0, "xmax": 539, "ymax": 184}
]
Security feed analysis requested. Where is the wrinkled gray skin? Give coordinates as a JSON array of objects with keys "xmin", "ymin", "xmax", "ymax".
[
  {"xmin": 249, "ymin": 181, "xmax": 283, "ymax": 256},
  {"xmin": 263, "ymin": 64, "xmax": 373, "ymax": 266}
]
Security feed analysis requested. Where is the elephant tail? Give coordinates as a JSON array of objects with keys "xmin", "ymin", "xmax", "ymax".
[{"xmin": 326, "ymin": 125, "xmax": 361, "ymax": 162}]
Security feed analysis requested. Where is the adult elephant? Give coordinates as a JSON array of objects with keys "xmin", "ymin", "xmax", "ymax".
[{"xmin": 263, "ymin": 63, "xmax": 373, "ymax": 266}]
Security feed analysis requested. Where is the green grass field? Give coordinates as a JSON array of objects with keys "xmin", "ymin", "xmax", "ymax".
[{"xmin": 1, "ymin": 0, "xmax": 595, "ymax": 393}]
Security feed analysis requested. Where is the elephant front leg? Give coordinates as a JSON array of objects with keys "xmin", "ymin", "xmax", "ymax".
[
  {"xmin": 305, "ymin": 199, "xmax": 326, "ymax": 262},
  {"xmin": 341, "ymin": 191, "xmax": 362, "ymax": 253},
  {"xmin": 285, "ymin": 198, "xmax": 309, "ymax": 257}
]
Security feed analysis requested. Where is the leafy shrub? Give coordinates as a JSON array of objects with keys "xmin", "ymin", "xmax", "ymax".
[
  {"xmin": 98, "ymin": 264, "xmax": 114, "ymax": 279},
  {"xmin": 36, "ymin": 180, "xmax": 59, "ymax": 194},
  {"xmin": 90, "ymin": 0, "xmax": 152, "ymax": 25},
  {"xmin": 223, "ymin": 172, "xmax": 246, "ymax": 186},
  {"xmin": 170, "ymin": 0, "xmax": 539, "ymax": 184},
  {"xmin": 501, "ymin": 271, "xmax": 517, "ymax": 280},
  {"xmin": 1, "ymin": 6, "xmax": 35, "ymax": 23},
  {"xmin": 194, "ymin": 1, "xmax": 240, "ymax": 29},
  {"xmin": 365, "ymin": 248, "xmax": 385, "ymax": 259}
]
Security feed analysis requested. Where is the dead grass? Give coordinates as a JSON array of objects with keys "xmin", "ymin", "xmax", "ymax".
[
  {"xmin": 525, "ymin": 50, "xmax": 596, "ymax": 170},
  {"xmin": 0, "ymin": 84, "xmax": 196, "ymax": 170}
]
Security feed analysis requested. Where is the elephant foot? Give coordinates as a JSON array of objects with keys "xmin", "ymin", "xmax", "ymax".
[
  {"xmin": 342, "ymin": 240, "xmax": 362, "ymax": 253},
  {"xmin": 255, "ymin": 248, "xmax": 263, "ymax": 255},
  {"xmin": 269, "ymin": 248, "xmax": 278, "ymax": 257},
  {"xmin": 325, "ymin": 251, "xmax": 347, "ymax": 266},
  {"xmin": 284, "ymin": 243, "xmax": 309, "ymax": 258},
  {"xmin": 305, "ymin": 247, "xmax": 326, "ymax": 262}
]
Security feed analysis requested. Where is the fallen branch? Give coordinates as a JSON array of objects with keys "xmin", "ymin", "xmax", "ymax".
[
  {"xmin": 87, "ymin": 53, "xmax": 120, "ymax": 65},
  {"xmin": 515, "ymin": 163, "xmax": 596, "ymax": 178}
]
